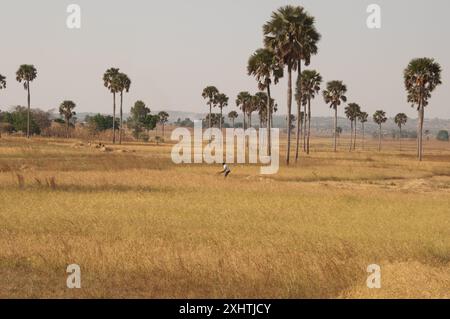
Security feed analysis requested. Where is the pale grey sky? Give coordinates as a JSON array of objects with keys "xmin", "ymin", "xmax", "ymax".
[{"xmin": 0, "ymin": 0, "xmax": 449, "ymax": 119}]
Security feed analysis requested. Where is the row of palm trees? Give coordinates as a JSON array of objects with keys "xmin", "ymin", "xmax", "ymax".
[
  {"xmin": 201, "ymin": 87, "xmax": 229, "ymax": 130},
  {"xmin": 344, "ymin": 107, "xmax": 407, "ymax": 153},
  {"xmin": 241, "ymin": 5, "xmax": 442, "ymax": 163},
  {"xmin": 0, "ymin": 65, "xmax": 132, "ymax": 143},
  {"xmin": 103, "ymin": 68, "xmax": 131, "ymax": 144}
]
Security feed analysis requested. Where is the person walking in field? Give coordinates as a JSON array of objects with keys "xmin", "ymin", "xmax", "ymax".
[{"xmin": 219, "ymin": 162, "xmax": 231, "ymax": 178}]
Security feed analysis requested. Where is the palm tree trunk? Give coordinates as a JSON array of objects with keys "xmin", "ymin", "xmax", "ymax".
[
  {"xmin": 353, "ymin": 119, "xmax": 357, "ymax": 150},
  {"xmin": 399, "ymin": 126, "xmax": 402, "ymax": 151},
  {"xmin": 378, "ymin": 124, "xmax": 382, "ymax": 152},
  {"xmin": 232, "ymin": 119, "xmax": 235, "ymax": 128},
  {"xmin": 27, "ymin": 81, "xmax": 30, "ymax": 139},
  {"xmin": 419, "ymin": 106, "xmax": 424, "ymax": 161},
  {"xmin": 416, "ymin": 110, "xmax": 420, "ymax": 159},
  {"xmin": 267, "ymin": 85, "xmax": 272, "ymax": 156},
  {"xmin": 243, "ymin": 109, "xmax": 246, "ymax": 130},
  {"xmin": 362, "ymin": 123, "xmax": 365, "ymax": 150},
  {"xmin": 286, "ymin": 66, "xmax": 292, "ymax": 165},
  {"xmin": 307, "ymin": 98, "xmax": 311, "ymax": 155},
  {"xmin": 295, "ymin": 103, "xmax": 301, "ymax": 162},
  {"xmin": 295, "ymin": 63, "xmax": 302, "ymax": 162},
  {"xmin": 303, "ymin": 102, "xmax": 307, "ymax": 152},
  {"xmin": 112, "ymin": 92, "xmax": 116, "ymax": 144},
  {"xmin": 219, "ymin": 108, "xmax": 223, "ymax": 131},
  {"xmin": 209, "ymin": 104, "xmax": 212, "ymax": 129},
  {"xmin": 119, "ymin": 91, "xmax": 123, "ymax": 144},
  {"xmin": 333, "ymin": 107, "xmax": 337, "ymax": 152},
  {"xmin": 349, "ymin": 120, "xmax": 353, "ymax": 152},
  {"xmin": 66, "ymin": 120, "xmax": 70, "ymax": 139}
]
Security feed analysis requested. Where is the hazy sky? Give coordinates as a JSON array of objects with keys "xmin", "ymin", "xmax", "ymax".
[{"xmin": 0, "ymin": 0, "xmax": 449, "ymax": 119}]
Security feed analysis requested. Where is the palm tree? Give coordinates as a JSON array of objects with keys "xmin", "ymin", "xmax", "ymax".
[
  {"xmin": 344, "ymin": 103, "xmax": 361, "ymax": 152},
  {"xmin": 248, "ymin": 48, "xmax": 283, "ymax": 150},
  {"xmin": 202, "ymin": 86, "xmax": 219, "ymax": 130},
  {"xmin": 158, "ymin": 111, "xmax": 169, "ymax": 139},
  {"xmin": 404, "ymin": 58, "xmax": 442, "ymax": 161},
  {"xmin": 103, "ymin": 68, "xmax": 121, "ymax": 143},
  {"xmin": 228, "ymin": 111, "xmax": 238, "ymax": 128},
  {"xmin": 264, "ymin": 5, "xmax": 320, "ymax": 165},
  {"xmin": 373, "ymin": 110, "xmax": 387, "ymax": 152},
  {"xmin": 116, "ymin": 73, "xmax": 131, "ymax": 144},
  {"xmin": 16, "ymin": 65, "xmax": 37, "ymax": 138},
  {"xmin": 215, "ymin": 93, "xmax": 229, "ymax": 130},
  {"xmin": 394, "ymin": 113, "xmax": 408, "ymax": 151},
  {"xmin": 299, "ymin": 70, "xmax": 322, "ymax": 154},
  {"xmin": 323, "ymin": 81, "xmax": 347, "ymax": 152},
  {"xmin": 296, "ymin": 16, "xmax": 320, "ymax": 158},
  {"xmin": 59, "ymin": 100, "xmax": 76, "ymax": 138},
  {"xmin": 358, "ymin": 112, "xmax": 368, "ymax": 150},
  {"xmin": 236, "ymin": 91, "xmax": 252, "ymax": 130}
]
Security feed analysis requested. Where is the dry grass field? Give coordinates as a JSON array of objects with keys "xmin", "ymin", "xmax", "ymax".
[{"xmin": 0, "ymin": 135, "xmax": 449, "ymax": 298}]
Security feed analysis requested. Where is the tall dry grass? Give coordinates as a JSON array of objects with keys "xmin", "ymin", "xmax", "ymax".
[{"xmin": 0, "ymin": 136, "xmax": 449, "ymax": 298}]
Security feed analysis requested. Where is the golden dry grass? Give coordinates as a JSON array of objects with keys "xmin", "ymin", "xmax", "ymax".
[{"xmin": 0, "ymin": 135, "xmax": 449, "ymax": 298}]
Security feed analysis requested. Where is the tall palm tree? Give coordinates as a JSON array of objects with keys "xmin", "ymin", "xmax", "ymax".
[
  {"xmin": 296, "ymin": 16, "xmax": 320, "ymax": 157},
  {"xmin": 299, "ymin": 70, "xmax": 322, "ymax": 154},
  {"xmin": 202, "ymin": 86, "xmax": 219, "ymax": 130},
  {"xmin": 323, "ymin": 81, "xmax": 347, "ymax": 152},
  {"xmin": 373, "ymin": 110, "xmax": 387, "ymax": 152},
  {"xmin": 103, "ymin": 68, "xmax": 121, "ymax": 143},
  {"xmin": 248, "ymin": 48, "xmax": 283, "ymax": 150},
  {"xmin": 116, "ymin": 73, "xmax": 131, "ymax": 144},
  {"xmin": 158, "ymin": 111, "xmax": 169, "ymax": 139},
  {"xmin": 264, "ymin": 5, "xmax": 320, "ymax": 165},
  {"xmin": 236, "ymin": 91, "xmax": 252, "ymax": 130},
  {"xmin": 404, "ymin": 58, "xmax": 442, "ymax": 161},
  {"xmin": 344, "ymin": 103, "xmax": 361, "ymax": 152},
  {"xmin": 228, "ymin": 111, "xmax": 238, "ymax": 128},
  {"xmin": 394, "ymin": 113, "xmax": 408, "ymax": 151},
  {"xmin": 59, "ymin": 100, "xmax": 76, "ymax": 138},
  {"xmin": 215, "ymin": 93, "xmax": 229, "ymax": 130},
  {"xmin": 16, "ymin": 65, "xmax": 37, "ymax": 138},
  {"xmin": 358, "ymin": 112, "xmax": 368, "ymax": 150}
]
